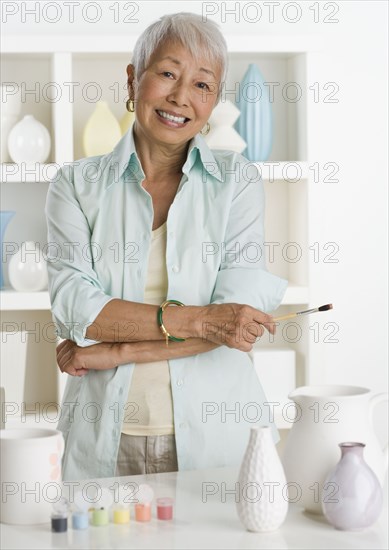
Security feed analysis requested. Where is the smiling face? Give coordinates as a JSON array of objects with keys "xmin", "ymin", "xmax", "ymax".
[{"xmin": 127, "ymin": 40, "xmax": 221, "ymax": 148}]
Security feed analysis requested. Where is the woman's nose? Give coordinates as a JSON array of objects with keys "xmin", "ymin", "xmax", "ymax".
[{"xmin": 166, "ymin": 82, "xmax": 189, "ymax": 107}]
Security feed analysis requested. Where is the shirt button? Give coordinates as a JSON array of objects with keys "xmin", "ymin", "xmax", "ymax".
[
  {"xmin": 176, "ymin": 379, "xmax": 184, "ymax": 387},
  {"xmin": 171, "ymin": 265, "xmax": 179, "ymax": 273},
  {"xmin": 179, "ymin": 422, "xmax": 187, "ymax": 429},
  {"xmin": 137, "ymin": 268, "xmax": 141, "ymax": 277}
]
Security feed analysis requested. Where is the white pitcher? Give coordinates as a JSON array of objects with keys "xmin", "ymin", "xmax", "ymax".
[{"xmin": 281, "ymin": 385, "xmax": 388, "ymax": 514}]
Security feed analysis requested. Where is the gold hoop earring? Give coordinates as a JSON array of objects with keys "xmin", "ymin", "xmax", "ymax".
[
  {"xmin": 126, "ymin": 98, "xmax": 135, "ymax": 113},
  {"xmin": 200, "ymin": 122, "xmax": 211, "ymax": 136}
]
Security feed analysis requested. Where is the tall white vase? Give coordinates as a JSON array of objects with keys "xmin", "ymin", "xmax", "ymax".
[{"xmin": 236, "ymin": 426, "xmax": 288, "ymax": 532}]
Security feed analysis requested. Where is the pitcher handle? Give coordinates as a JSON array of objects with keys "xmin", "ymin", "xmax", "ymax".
[{"xmin": 369, "ymin": 392, "xmax": 388, "ymax": 473}]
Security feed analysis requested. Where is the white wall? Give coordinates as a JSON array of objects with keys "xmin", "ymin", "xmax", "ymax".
[{"xmin": 2, "ymin": 1, "xmax": 388, "ymax": 399}]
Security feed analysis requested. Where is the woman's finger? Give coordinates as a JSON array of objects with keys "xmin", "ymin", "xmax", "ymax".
[
  {"xmin": 252, "ymin": 312, "xmax": 276, "ymax": 336},
  {"xmin": 244, "ymin": 322, "xmax": 265, "ymax": 340},
  {"xmin": 57, "ymin": 345, "xmax": 73, "ymax": 368},
  {"xmin": 56, "ymin": 339, "xmax": 71, "ymax": 354},
  {"xmin": 56, "ymin": 340, "xmax": 72, "ymax": 362}
]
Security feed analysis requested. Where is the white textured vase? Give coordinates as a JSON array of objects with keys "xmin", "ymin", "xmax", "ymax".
[
  {"xmin": 8, "ymin": 241, "xmax": 48, "ymax": 292},
  {"xmin": 236, "ymin": 426, "xmax": 288, "ymax": 532},
  {"xmin": 8, "ymin": 115, "xmax": 51, "ymax": 164}
]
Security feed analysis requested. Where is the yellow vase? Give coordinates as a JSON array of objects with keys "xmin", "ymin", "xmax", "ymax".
[
  {"xmin": 83, "ymin": 101, "xmax": 122, "ymax": 157},
  {"xmin": 119, "ymin": 109, "xmax": 135, "ymax": 136}
]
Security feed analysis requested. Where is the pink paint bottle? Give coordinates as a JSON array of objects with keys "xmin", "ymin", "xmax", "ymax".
[
  {"xmin": 135, "ymin": 484, "xmax": 154, "ymax": 522},
  {"xmin": 156, "ymin": 498, "xmax": 174, "ymax": 520},
  {"xmin": 135, "ymin": 502, "xmax": 151, "ymax": 522}
]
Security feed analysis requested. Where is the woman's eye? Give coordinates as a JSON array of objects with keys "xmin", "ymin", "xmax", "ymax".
[
  {"xmin": 162, "ymin": 71, "xmax": 174, "ymax": 78},
  {"xmin": 197, "ymin": 82, "xmax": 210, "ymax": 91}
]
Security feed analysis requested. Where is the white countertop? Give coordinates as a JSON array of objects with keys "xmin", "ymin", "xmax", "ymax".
[{"xmin": 1, "ymin": 466, "xmax": 388, "ymax": 550}]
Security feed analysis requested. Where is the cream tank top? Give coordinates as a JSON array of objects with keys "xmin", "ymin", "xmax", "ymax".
[{"xmin": 121, "ymin": 221, "xmax": 175, "ymax": 436}]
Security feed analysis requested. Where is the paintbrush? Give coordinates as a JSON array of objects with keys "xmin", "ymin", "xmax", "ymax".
[{"xmin": 273, "ymin": 304, "xmax": 333, "ymax": 322}]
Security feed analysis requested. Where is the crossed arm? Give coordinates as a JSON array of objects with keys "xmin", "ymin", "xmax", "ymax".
[
  {"xmin": 56, "ymin": 299, "xmax": 278, "ymax": 376},
  {"xmin": 56, "ymin": 336, "xmax": 221, "ymax": 377}
]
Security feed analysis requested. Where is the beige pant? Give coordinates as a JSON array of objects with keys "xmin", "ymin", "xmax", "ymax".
[{"xmin": 115, "ymin": 433, "xmax": 179, "ymax": 476}]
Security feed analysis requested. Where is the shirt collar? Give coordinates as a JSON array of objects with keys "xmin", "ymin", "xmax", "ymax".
[
  {"xmin": 110, "ymin": 124, "xmax": 223, "ymax": 184},
  {"xmin": 184, "ymin": 132, "xmax": 223, "ymax": 182},
  {"xmin": 110, "ymin": 123, "xmax": 143, "ymax": 182}
]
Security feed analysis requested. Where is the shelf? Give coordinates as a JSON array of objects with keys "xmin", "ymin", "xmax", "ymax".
[
  {"xmin": 0, "ymin": 285, "xmax": 308, "ymax": 311},
  {"xmin": 0, "ymin": 163, "xmax": 59, "ymax": 183},
  {"xmin": 0, "ymin": 290, "xmax": 51, "ymax": 310}
]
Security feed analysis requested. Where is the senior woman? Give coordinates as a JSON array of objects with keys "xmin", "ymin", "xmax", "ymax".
[{"xmin": 46, "ymin": 12, "xmax": 287, "ymax": 481}]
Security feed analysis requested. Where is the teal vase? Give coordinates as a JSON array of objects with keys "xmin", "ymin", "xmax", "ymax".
[
  {"xmin": 0, "ymin": 211, "xmax": 15, "ymax": 289},
  {"xmin": 235, "ymin": 63, "xmax": 273, "ymax": 161}
]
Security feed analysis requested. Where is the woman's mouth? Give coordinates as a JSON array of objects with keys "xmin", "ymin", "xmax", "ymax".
[{"xmin": 155, "ymin": 109, "xmax": 190, "ymax": 127}]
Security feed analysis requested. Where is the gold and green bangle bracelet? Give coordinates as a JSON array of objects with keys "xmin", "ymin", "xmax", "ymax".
[{"xmin": 157, "ymin": 299, "xmax": 186, "ymax": 346}]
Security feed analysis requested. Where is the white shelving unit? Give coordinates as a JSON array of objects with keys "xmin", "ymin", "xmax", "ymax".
[{"xmin": 1, "ymin": 34, "xmax": 320, "ymax": 428}]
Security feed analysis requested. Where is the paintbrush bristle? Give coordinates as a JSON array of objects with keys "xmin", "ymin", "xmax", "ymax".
[{"xmin": 318, "ymin": 304, "xmax": 333, "ymax": 311}]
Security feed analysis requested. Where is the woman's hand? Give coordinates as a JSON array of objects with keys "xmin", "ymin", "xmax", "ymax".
[
  {"xmin": 193, "ymin": 303, "xmax": 276, "ymax": 352},
  {"xmin": 56, "ymin": 340, "xmax": 122, "ymax": 376}
]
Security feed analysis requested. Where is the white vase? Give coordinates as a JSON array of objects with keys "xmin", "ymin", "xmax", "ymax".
[
  {"xmin": 236, "ymin": 426, "xmax": 288, "ymax": 532},
  {"xmin": 8, "ymin": 241, "xmax": 48, "ymax": 292},
  {"xmin": 204, "ymin": 99, "xmax": 246, "ymax": 153},
  {"xmin": 83, "ymin": 100, "xmax": 122, "ymax": 156},
  {"xmin": 8, "ymin": 115, "xmax": 51, "ymax": 164}
]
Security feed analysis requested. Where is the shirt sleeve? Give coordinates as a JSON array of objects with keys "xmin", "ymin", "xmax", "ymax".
[
  {"xmin": 45, "ymin": 164, "xmax": 115, "ymax": 345},
  {"xmin": 210, "ymin": 157, "xmax": 288, "ymax": 312}
]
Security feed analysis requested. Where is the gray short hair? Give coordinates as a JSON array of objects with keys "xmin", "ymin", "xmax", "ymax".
[{"xmin": 131, "ymin": 12, "xmax": 228, "ymax": 103}]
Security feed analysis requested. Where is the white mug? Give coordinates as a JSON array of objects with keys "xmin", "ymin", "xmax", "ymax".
[{"xmin": 0, "ymin": 429, "xmax": 64, "ymax": 525}]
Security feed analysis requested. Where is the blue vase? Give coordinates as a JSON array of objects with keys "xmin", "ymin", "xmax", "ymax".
[
  {"xmin": 0, "ymin": 211, "xmax": 15, "ymax": 289},
  {"xmin": 234, "ymin": 63, "xmax": 273, "ymax": 161}
]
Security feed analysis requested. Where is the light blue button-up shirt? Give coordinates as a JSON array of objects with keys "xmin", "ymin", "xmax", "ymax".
[{"xmin": 45, "ymin": 124, "xmax": 288, "ymax": 481}]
